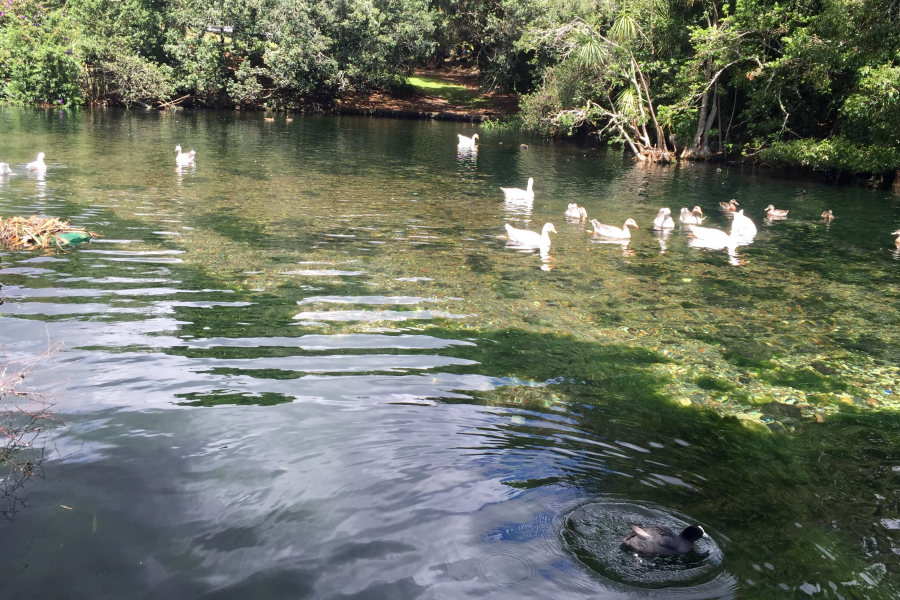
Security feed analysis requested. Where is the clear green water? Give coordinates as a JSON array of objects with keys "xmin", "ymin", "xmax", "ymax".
[{"xmin": 1, "ymin": 107, "xmax": 899, "ymax": 598}]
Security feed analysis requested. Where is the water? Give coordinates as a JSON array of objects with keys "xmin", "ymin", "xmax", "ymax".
[{"xmin": 0, "ymin": 107, "xmax": 899, "ymax": 598}]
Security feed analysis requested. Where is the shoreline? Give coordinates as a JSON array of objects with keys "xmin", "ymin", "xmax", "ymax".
[{"xmin": 334, "ymin": 106, "xmax": 486, "ymax": 123}]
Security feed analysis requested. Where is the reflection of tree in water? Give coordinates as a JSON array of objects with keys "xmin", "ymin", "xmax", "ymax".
[
  {"xmin": 0, "ymin": 348, "xmax": 59, "ymax": 520},
  {"xmin": 440, "ymin": 329, "xmax": 897, "ymax": 595},
  {"xmin": 475, "ymin": 390, "xmax": 896, "ymax": 594},
  {"xmin": 456, "ymin": 148, "xmax": 478, "ymax": 184}
]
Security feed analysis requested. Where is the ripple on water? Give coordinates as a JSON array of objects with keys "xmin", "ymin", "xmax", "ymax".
[
  {"xmin": 563, "ymin": 502, "xmax": 725, "ymax": 589},
  {"xmin": 439, "ymin": 550, "xmax": 538, "ymax": 589},
  {"xmin": 293, "ymin": 309, "xmax": 469, "ymax": 322}
]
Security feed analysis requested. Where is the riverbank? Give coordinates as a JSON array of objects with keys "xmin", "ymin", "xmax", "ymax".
[{"xmin": 334, "ymin": 68, "xmax": 518, "ymax": 123}]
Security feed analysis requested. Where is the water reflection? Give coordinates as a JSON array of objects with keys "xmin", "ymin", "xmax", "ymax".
[
  {"xmin": 504, "ymin": 197, "xmax": 533, "ymax": 218},
  {"xmin": 591, "ymin": 236, "xmax": 634, "ymax": 256},
  {"xmin": 654, "ymin": 229, "xmax": 672, "ymax": 254}
]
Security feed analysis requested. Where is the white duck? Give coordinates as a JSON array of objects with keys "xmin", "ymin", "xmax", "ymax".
[
  {"xmin": 501, "ymin": 178, "xmax": 534, "ymax": 201},
  {"xmin": 505, "ymin": 222, "xmax": 556, "ymax": 247},
  {"xmin": 457, "ymin": 133, "xmax": 479, "ymax": 149},
  {"xmin": 680, "ymin": 206, "xmax": 705, "ymax": 224},
  {"xmin": 653, "ymin": 208, "xmax": 675, "ymax": 230},
  {"xmin": 687, "ymin": 224, "xmax": 733, "ymax": 249},
  {"xmin": 175, "ymin": 145, "xmax": 196, "ymax": 167},
  {"xmin": 0, "ymin": 162, "xmax": 11, "ymax": 175},
  {"xmin": 731, "ymin": 209, "xmax": 757, "ymax": 237},
  {"xmin": 591, "ymin": 218, "xmax": 639, "ymax": 239},
  {"xmin": 565, "ymin": 203, "xmax": 588, "ymax": 220},
  {"xmin": 26, "ymin": 152, "xmax": 46, "ymax": 172}
]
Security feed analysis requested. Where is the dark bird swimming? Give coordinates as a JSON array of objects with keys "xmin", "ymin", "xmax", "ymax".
[{"xmin": 622, "ymin": 524, "xmax": 705, "ymax": 556}]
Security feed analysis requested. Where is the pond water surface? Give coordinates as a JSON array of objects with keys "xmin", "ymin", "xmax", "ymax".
[{"xmin": 1, "ymin": 108, "xmax": 899, "ymax": 598}]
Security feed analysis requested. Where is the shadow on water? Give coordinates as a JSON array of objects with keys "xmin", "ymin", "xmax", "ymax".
[{"xmin": 447, "ymin": 328, "xmax": 900, "ymax": 595}]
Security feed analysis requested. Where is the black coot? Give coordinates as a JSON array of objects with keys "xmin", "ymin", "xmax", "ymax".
[{"xmin": 622, "ymin": 524, "xmax": 705, "ymax": 556}]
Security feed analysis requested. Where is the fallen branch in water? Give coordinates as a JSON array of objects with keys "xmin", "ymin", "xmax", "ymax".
[
  {"xmin": 0, "ymin": 346, "xmax": 61, "ymax": 519},
  {"xmin": 156, "ymin": 93, "xmax": 192, "ymax": 109}
]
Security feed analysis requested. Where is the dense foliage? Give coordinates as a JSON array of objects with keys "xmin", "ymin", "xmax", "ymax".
[
  {"xmin": 0, "ymin": 0, "xmax": 898, "ymax": 174},
  {"xmin": 513, "ymin": 0, "xmax": 900, "ymax": 173},
  {"xmin": 0, "ymin": 0, "xmax": 435, "ymax": 107}
]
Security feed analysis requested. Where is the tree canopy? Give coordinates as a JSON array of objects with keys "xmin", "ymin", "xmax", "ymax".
[{"xmin": 1, "ymin": 0, "xmax": 898, "ymax": 175}]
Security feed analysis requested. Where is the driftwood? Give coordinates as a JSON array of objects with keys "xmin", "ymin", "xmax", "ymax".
[{"xmin": 0, "ymin": 216, "xmax": 97, "ymax": 251}]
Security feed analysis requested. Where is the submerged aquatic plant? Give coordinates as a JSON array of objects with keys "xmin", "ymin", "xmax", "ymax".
[{"xmin": 0, "ymin": 347, "xmax": 59, "ymax": 519}]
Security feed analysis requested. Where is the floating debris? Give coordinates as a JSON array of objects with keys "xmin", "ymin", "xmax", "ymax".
[{"xmin": 0, "ymin": 216, "xmax": 96, "ymax": 251}]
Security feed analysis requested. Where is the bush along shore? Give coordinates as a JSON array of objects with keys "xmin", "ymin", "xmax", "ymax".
[{"xmin": 1, "ymin": 0, "xmax": 898, "ymax": 184}]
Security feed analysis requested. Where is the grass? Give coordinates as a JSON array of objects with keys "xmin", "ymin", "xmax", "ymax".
[{"xmin": 406, "ymin": 75, "xmax": 493, "ymax": 108}]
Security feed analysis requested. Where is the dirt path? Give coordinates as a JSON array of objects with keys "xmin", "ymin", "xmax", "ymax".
[{"xmin": 338, "ymin": 68, "xmax": 518, "ymax": 122}]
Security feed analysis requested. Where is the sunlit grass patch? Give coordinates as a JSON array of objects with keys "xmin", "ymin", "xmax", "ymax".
[{"xmin": 407, "ymin": 75, "xmax": 493, "ymax": 108}]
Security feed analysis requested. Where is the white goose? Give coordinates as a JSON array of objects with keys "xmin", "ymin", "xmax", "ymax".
[
  {"xmin": 457, "ymin": 133, "xmax": 479, "ymax": 149},
  {"xmin": 505, "ymin": 222, "xmax": 556, "ymax": 247},
  {"xmin": 0, "ymin": 162, "xmax": 11, "ymax": 175},
  {"xmin": 680, "ymin": 206, "xmax": 705, "ymax": 224},
  {"xmin": 653, "ymin": 208, "xmax": 675, "ymax": 230},
  {"xmin": 591, "ymin": 218, "xmax": 639, "ymax": 239},
  {"xmin": 731, "ymin": 210, "xmax": 757, "ymax": 238},
  {"xmin": 25, "ymin": 152, "xmax": 46, "ymax": 172},
  {"xmin": 565, "ymin": 203, "xmax": 588, "ymax": 220},
  {"xmin": 175, "ymin": 145, "xmax": 196, "ymax": 167},
  {"xmin": 501, "ymin": 178, "xmax": 534, "ymax": 201},
  {"xmin": 687, "ymin": 224, "xmax": 733, "ymax": 249}
]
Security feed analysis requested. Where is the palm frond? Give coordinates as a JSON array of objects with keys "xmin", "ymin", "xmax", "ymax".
[
  {"xmin": 615, "ymin": 87, "xmax": 641, "ymax": 119},
  {"xmin": 609, "ymin": 14, "xmax": 639, "ymax": 44},
  {"xmin": 574, "ymin": 37, "xmax": 607, "ymax": 68}
]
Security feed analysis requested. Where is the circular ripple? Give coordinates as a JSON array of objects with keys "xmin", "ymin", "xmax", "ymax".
[
  {"xmin": 474, "ymin": 551, "xmax": 537, "ymax": 588},
  {"xmin": 438, "ymin": 551, "xmax": 537, "ymax": 589},
  {"xmin": 563, "ymin": 502, "xmax": 724, "ymax": 588}
]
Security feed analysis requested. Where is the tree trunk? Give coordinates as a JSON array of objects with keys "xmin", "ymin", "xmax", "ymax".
[
  {"xmin": 683, "ymin": 89, "xmax": 711, "ymax": 160},
  {"xmin": 699, "ymin": 99, "xmax": 718, "ymax": 158}
]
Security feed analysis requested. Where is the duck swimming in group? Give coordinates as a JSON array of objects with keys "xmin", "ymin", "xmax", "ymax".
[
  {"xmin": 731, "ymin": 209, "xmax": 757, "ymax": 238},
  {"xmin": 687, "ymin": 224, "xmax": 732, "ymax": 246},
  {"xmin": 622, "ymin": 524, "xmax": 706, "ymax": 556},
  {"xmin": 893, "ymin": 230, "xmax": 900, "ymax": 246},
  {"xmin": 175, "ymin": 145, "xmax": 196, "ymax": 167},
  {"xmin": 565, "ymin": 203, "xmax": 588, "ymax": 220},
  {"xmin": 0, "ymin": 163, "xmax": 11, "ymax": 175},
  {"xmin": 25, "ymin": 152, "xmax": 46, "ymax": 172},
  {"xmin": 505, "ymin": 222, "xmax": 556, "ymax": 247},
  {"xmin": 719, "ymin": 199, "xmax": 739, "ymax": 211},
  {"xmin": 591, "ymin": 218, "xmax": 639, "ymax": 239},
  {"xmin": 457, "ymin": 133, "xmax": 479, "ymax": 149},
  {"xmin": 679, "ymin": 206, "xmax": 704, "ymax": 224},
  {"xmin": 765, "ymin": 205, "xmax": 789, "ymax": 218},
  {"xmin": 653, "ymin": 207, "xmax": 675, "ymax": 230},
  {"xmin": 501, "ymin": 178, "xmax": 535, "ymax": 202},
  {"xmin": 822, "ymin": 210, "xmax": 834, "ymax": 220}
]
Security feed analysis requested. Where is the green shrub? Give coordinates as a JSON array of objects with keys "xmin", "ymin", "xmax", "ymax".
[
  {"xmin": 758, "ymin": 136, "xmax": 900, "ymax": 175},
  {"xmin": 0, "ymin": 1, "xmax": 81, "ymax": 105}
]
